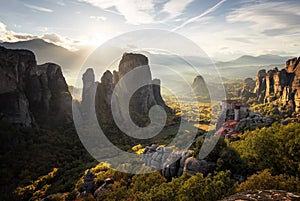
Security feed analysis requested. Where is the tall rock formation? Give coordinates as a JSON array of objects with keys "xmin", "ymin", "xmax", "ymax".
[
  {"xmin": 254, "ymin": 56, "xmax": 300, "ymax": 112},
  {"xmin": 81, "ymin": 68, "xmax": 97, "ymax": 117},
  {"xmin": 0, "ymin": 46, "xmax": 72, "ymax": 127},
  {"xmin": 117, "ymin": 53, "xmax": 157, "ymax": 115},
  {"xmin": 254, "ymin": 69, "xmax": 267, "ymax": 103},
  {"xmin": 33, "ymin": 63, "xmax": 72, "ymax": 126},
  {"xmin": 192, "ymin": 75, "xmax": 209, "ymax": 98},
  {"xmin": 240, "ymin": 78, "xmax": 256, "ymax": 101},
  {"xmin": 0, "ymin": 47, "xmax": 36, "ymax": 126},
  {"xmin": 81, "ymin": 52, "xmax": 172, "ymax": 135}
]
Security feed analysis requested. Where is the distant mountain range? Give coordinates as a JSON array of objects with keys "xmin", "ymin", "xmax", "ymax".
[
  {"xmin": 216, "ymin": 54, "xmax": 291, "ymax": 67},
  {"xmin": 0, "ymin": 39, "xmax": 293, "ymax": 81}
]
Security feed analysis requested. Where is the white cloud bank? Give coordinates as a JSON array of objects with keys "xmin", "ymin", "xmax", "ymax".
[
  {"xmin": 179, "ymin": 0, "xmax": 300, "ymax": 60},
  {"xmin": 79, "ymin": 0, "xmax": 197, "ymax": 24},
  {"xmin": 162, "ymin": 0, "xmax": 194, "ymax": 19},
  {"xmin": 226, "ymin": 0, "xmax": 300, "ymax": 36},
  {"xmin": 79, "ymin": 0, "xmax": 156, "ymax": 24},
  {"xmin": 0, "ymin": 22, "xmax": 80, "ymax": 51}
]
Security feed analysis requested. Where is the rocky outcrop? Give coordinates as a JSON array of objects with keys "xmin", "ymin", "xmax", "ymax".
[
  {"xmin": 251, "ymin": 56, "xmax": 300, "ymax": 113},
  {"xmin": 0, "ymin": 46, "xmax": 72, "ymax": 127},
  {"xmin": 82, "ymin": 52, "xmax": 172, "ymax": 126},
  {"xmin": 94, "ymin": 178, "xmax": 114, "ymax": 198},
  {"xmin": 81, "ymin": 68, "xmax": 97, "ymax": 117},
  {"xmin": 82, "ymin": 171, "xmax": 95, "ymax": 196},
  {"xmin": 117, "ymin": 53, "xmax": 157, "ymax": 115},
  {"xmin": 76, "ymin": 171, "xmax": 114, "ymax": 199},
  {"xmin": 142, "ymin": 144, "xmax": 210, "ymax": 180},
  {"xmin": 221, "ymin": 190, "xmax": 300, "ymax": 201},
  {"xmin": 0, "ymin": 47, "xmax": 36, "ymax": 126},
  {"xmin": 183, "ymin": 157, "xmax": 209, "ymax": 175},
  {"xmin": 0, "ymin": 91, "xmax": 33, "ymax": 126},
  {"xmin": 254, "ymin": 69, "xmax": 267, "ymax": 103},
  {"xmin": 192, "ymin": 75, "xmax": 209, "ymax": 98},
  {"xmin": 240, "ymin": 78, "xmax": 256, "ymax": 101},
  {"xmin": 29, "ymin": 63, "xmax": 72, "ymax": 127},
  {"xmin": 152, "ymin": 79, "xmax": 172, "ymax": 112}
]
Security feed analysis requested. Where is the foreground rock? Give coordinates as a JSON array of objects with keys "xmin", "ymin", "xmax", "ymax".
[
  {"xmin": 0, "ymin": 46, "xmax": 72, "ymax": 127},
  {"xmin": 142, "ymin": 144, "xmax": 211, "ymax": 180},
  {"xmin": 221, "ymin": 190, "xmax": 300, "ymax": 201}
]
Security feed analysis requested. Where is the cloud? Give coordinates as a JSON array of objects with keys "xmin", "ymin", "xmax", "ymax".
[
  {"xmin": 262, "ymin": 28, "xmax": 296, "ymax": 37},
  {"xmin": 56, "ymin": 1, "xmax": 65, "ymax": 6},
  {"xmin": 162, "ymin": 0, "xmax": 194, "ymax": 19},
  {"xmin": 226, "ymin": 0, "xmax": 300, "ymax": 36},
  {"xmin": 226, "ymin": 37, "xmax": 254, "ymax": 44},
  {"xmin": 0, "ymin": 22, "xmax": 6, "ymax": 32},
  {"xmin": 0, "ymin": 31, "xmax": 37, "ymax": 42},
  {"xmin": 11, "ymin": 33, "xmax": 37, "ymax": 40},
  {"xmin": 90, "ymin": 15, "xmax": 107, "ymax": 21},
  {"xmin": 0, "ymin": 22, "xmax": 80, "ymax": 51},
  {"xmin": 0, "ymin": 22, "xmax": 37, "ymax": 42},
  {"xmin": 78, "ymin": 0, "xmax": 228, "ymax": 25},
  {"xmin": 79, "ymin": 0, "xmax": 156, "ymax": 24},
  {"xmin": 42, "ymin": 33, "xmax": 63, "ymax": 43},
  {"xmin": 172, "ymin": 0, "xmax": 227, "ymax": 31},
  {"xmin": 24, "ymin": 3, "xmax": 54, "ymax": 13}
]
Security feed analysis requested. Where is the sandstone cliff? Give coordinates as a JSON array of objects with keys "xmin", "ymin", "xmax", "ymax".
[
  {"xmin": 251, "ymin": 56, "xmax": 300, "ymax": 113},
  {"xmin": 0, "ymin": 46, "xmax": 72, "ymax": 127}
]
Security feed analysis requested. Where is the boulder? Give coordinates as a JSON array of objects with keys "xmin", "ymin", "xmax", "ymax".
[
  {"xmin": 183, "ymin": 157, "xmax": 209, "ymax": 175},
  {"xmin": 142, "ymin": 144, "xmax": 208, "ymax": 180},
  {"xmin": 78, "ymin": 171, "xmax": 95, "ymax": 198}
]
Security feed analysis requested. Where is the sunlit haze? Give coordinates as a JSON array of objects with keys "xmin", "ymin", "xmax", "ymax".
[{"xmin": 1, "ymin": 0, "xmax": 300, "ymax": 85}]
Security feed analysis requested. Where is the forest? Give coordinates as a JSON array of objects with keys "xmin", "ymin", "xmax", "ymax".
[{"xmin": 1, "ymin": 114, "xmax": 300, "ymax": 200}]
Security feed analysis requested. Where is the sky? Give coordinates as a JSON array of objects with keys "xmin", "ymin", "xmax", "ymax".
[{"xmin": 0, "ymin": 0, "xmax": 300, "ymax": 61}]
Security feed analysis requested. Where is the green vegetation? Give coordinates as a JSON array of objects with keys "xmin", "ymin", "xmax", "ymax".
[
  {"xmin": 1, "ymin": 76, "xmax": 300, "ymax": 201},
  {"xmin": 223, "ymin": 80, "xmax": 243, "ymax": 99},
  {"xmin": 71, "ymin": 163, "xmax": 235, "ymax": 201},
  {"xmin": 2, "ymin": 121, "xmax": 300, "ymax": 201},
  {"xmin": 251, "ymin": 102, "xmax": 281, "ymax": 121},
  {"xmin": 135, "ymin": 171, "xmax": 235, "ymax": 201},
  {"xmin": 0, "ymin": 123, "xmax": 96, "ymax": 201},
  {"xmin": 232, "ymin": 123, "xmax": 300, "ymax": 176},
  {"xmin": 238, "ymin": 169, "xmax": 300, "ymax": 193},
  {"xmin": 15, "ymin": 168, "xmax": 58, "ymax": 200}
]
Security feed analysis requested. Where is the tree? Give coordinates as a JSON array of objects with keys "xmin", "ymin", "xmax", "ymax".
[
  {"xmin": 232, "ymin": 123, "xmax": 300, "ymax": 176},
  {"xmin": 238, "ymin": 169, "xmax": 300, "ymax": 193}
]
